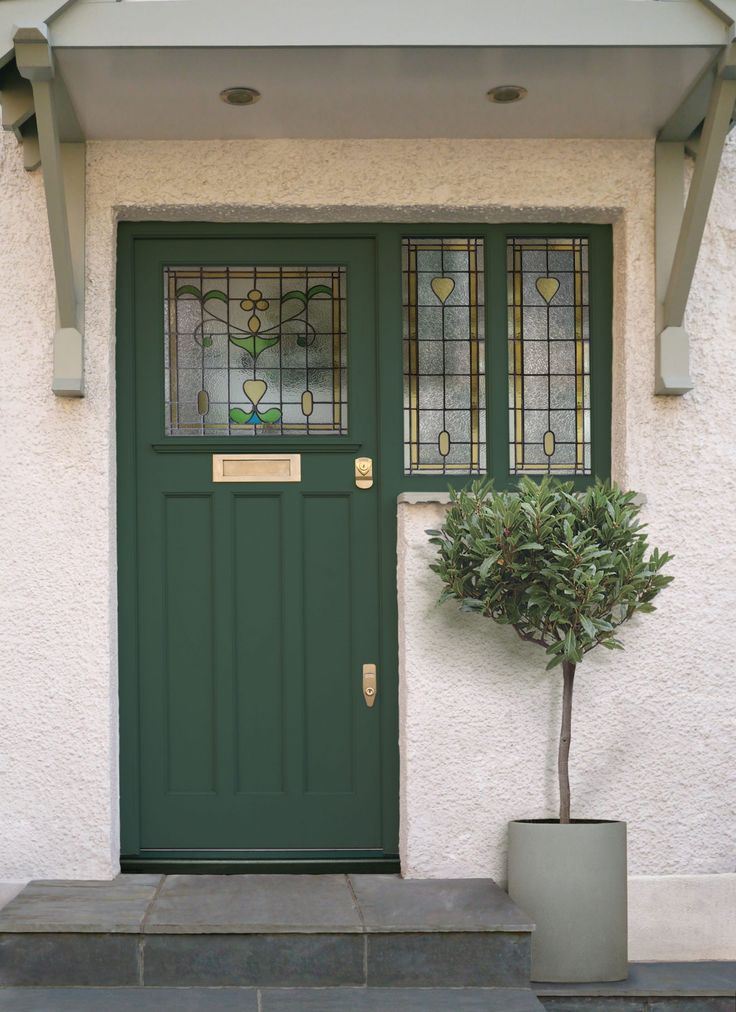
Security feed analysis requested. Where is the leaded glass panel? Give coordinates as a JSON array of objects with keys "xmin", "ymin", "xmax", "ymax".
[
  {"xmin": 403, "ymin": 237, "xmax": 485, "ymax": 474},
  {"xmin": 507, "ymin": 237, "xmax": 591, "ymax": 475},
  {"xmin": 164, "ymin": 266, "xmax": 347, "ymax": 436}
]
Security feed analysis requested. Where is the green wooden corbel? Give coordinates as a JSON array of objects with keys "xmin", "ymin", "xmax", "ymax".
[{"xmin": 14, "ymin": 23, "xmax": 85, "ymax": 397}]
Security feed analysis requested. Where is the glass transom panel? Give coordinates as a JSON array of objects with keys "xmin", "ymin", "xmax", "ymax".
[
  {"xmin": 402, "ymin": 237, "xmax": 486, "ymax": 475},
  {"xmin": 507, "ymin": 237, "xmax": 591, "ymax": 475},
  {"xmin": 164, "ymin": 266, "xmax": 347, "ymax": 436}
]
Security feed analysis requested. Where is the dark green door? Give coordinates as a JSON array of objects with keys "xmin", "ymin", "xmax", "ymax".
[{"xmin": 121, "ymin": 235, "xmax": 388, "ymax": 859}]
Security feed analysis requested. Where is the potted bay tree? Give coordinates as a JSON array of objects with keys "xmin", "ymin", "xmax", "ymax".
[{"xmin": 428, "ymin": 477, "xmax": 672, "ymax": 983}]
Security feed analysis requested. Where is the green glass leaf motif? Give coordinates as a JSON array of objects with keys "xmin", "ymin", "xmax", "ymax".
[
  {"xmin": 229, "ymin": 334, "xmax": 281, "ymax": 357},
  {"xmin": 176, "ymin": 285, "xmax": 227, "ymax": 305},
  {"xmin": 281, "ymin": 284, "xmax": 332, "ymax": 305},
  {"xmin": 307, "ymin": 284, "xmax": 332, "ymax": 299},
  {"xmin": 229, "ymin": 405, "xmax": 282, "ymax": 426}
]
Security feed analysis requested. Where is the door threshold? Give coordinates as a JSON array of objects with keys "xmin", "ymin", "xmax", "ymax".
[{"xmin": 121, "ymin": 856, "xmax": 401, "ymax": 875}]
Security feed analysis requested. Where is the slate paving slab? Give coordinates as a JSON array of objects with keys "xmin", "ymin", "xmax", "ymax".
[
  {"xmin": 0, "ymin": 988, "xmax": 259, "ymax": 1011},
  {"xmin": 366, "ymin": 930, "xmax": 531, "ymax": 988},
  {"xmin": 0, "ymin": 875, "xmax": 163, "ymax": 933},
  {"xmin": 144, "ymin": 874, "xmax": 362, "ymax": 933},
  {"xmin": 0, "ymin": 933, "xmax": 140, "ymax": 986},
  {"xmin": 535, "ymin": 962, "xmax": 736, "ymax": 997},
  {"xmin": 349, "ymin": 874, "xmax": 535, "ymax": 932},
  {"xmin": 142, "ymin": 932, "xmax": 365, "ymax": 987},
  {"xmin": 261, "ymin": 987, "xmax": 545, "ymax": 1010},
  {"xmin": 538, "ymin": 1001, "xmax": 734, "ymax": 1012}
]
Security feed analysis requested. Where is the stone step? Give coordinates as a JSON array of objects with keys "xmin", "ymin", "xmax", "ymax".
[
  {"xmin": 0, "ymin": 987, "xmax": 545, "ymax": 1011},
  {"xmin": 0, "ymin": 874, "xmax": 535, "ymax": 989}
]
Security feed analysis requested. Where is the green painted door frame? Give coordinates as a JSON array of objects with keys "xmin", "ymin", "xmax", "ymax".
[{"xmin": 116, "ymin": 222, "xmax": 612, "ymax": 872}]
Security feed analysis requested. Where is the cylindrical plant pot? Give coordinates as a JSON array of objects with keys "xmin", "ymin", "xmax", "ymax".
[{"xmin": 507, "ymin": 819, "xmax": 627, "ymax": 983}]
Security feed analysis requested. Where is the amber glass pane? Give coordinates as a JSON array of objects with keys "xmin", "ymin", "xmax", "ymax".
[
  {"xmin": 164, "ymin": 266, "xmax": 347, "ymax": 436},
  {"xmin": 507, "ymin": 237, "xmax": 591, "ymax": 475},
  {"xmin": 402, "ymin": 237, "xmax": 486, "ymax": 474}
]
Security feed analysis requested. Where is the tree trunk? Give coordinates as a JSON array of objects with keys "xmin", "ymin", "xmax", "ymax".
[{"xmin": 558, "ymin": 660, "xmax": 576, "ymax": 824}]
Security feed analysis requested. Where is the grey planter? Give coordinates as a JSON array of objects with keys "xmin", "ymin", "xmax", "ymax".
[{"xmin": 507, "ymin": 819, "xmax": 627, "ymax": 983}]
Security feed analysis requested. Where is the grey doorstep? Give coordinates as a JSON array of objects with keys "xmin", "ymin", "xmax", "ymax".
[{"xmin": 0, "ymin": 873, "xmax": 535, "ymax": 989}]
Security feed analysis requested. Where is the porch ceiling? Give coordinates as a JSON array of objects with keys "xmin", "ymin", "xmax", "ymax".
[
  {"xmin": 2, "ymin": 0, "xmax": 735, "ymax": 142},
  {"xmin": 55, "ymin": 44, "xmax": 718, "ymax": 141}
]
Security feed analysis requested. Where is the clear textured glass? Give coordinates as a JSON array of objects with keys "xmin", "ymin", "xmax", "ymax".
[
  {"xmin": 403, "ymin": 237, "xmax": 485, "ymax": 475},
  {"xmin": 164, "ymin": 266, "xmax": 348, "ymax": 436},
  {"xmin": 507, "ymin": 237, "xmax": 591, "ymax": 475}
]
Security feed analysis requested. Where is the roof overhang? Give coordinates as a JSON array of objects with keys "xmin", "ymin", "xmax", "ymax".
[{"xmin": 1, "ymin": 0, "xmax": 736, "ymax": 143}]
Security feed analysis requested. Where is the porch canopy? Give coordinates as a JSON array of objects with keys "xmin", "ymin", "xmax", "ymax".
[
  {"xmin": 1, "ymin": 0, "xmax": 734, "ymax": 142},
  {"xmin": 1, "ymin": 0, "xmax": 736, "ymax": 394}
]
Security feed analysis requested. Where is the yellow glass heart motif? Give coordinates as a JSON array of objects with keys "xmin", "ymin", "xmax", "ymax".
[
  {"xmin": 243, "ymin": 379, "xmax": 267, "ymax": 407},
  {"xmin": 431, "ymin": 277, "xmax": 455, "ymax": 304},
  {"xmin": 536, "ymin": 276, "xmax": 560, "ymax": 304}
]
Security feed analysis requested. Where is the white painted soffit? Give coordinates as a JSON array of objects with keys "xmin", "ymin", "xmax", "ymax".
[{"xmin": 2, "ymin": 0, "xmax": 735, "ymax": 140}]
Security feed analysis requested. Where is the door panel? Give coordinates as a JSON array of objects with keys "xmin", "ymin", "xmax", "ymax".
[{"xmin": 125, "ymin": 236, "xmax": 385, "ymax": 857}]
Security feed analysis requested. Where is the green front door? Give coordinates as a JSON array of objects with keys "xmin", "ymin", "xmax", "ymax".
[{"xmin": 119, "ymin": 234, "xmax": 393, "ymax": 863}]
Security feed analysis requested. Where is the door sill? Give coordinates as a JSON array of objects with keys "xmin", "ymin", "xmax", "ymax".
[{"xmin": 121, "ymin": 855, "xmax": 400, "ymax": 874}]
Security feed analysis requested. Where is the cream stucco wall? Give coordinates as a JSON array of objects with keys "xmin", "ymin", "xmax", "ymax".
[{"xmin": 0, "ymin": 131, "xmax": 734, "ymax": 956}]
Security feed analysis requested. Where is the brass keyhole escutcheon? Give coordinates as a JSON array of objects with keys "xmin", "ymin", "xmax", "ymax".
[
  {"xmin": 355, "ymin": 457, "xmax": 374, "ymax": 489},
  {"xmin": 362, "ymin": 664, "xmax": 377, "ymax": 707}
]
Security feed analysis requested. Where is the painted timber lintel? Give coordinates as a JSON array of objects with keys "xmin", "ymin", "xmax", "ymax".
[
  {"xmin": 14, "ymin": 24, "xmax": 84, "ymax": 397},
  {"xmin": 655, "ymin": 41, "xmax": 736, "ymax": 395}
]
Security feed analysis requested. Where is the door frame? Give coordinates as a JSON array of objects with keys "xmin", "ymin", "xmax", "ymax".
[{"xmin": 116, "ymin": 221, "xmax": 612, "ymax": 871}]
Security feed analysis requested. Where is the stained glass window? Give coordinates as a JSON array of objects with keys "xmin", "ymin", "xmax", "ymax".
[
  {"xmin": 403, "ymin": 237, "xmax": 485, "ymax": 474},
  {"xmin": 507, "ymin": 237, "xmax": 590, "ymax": 474},
  {"xmin": 164, "ymin": 266, "xmax": 347, "ymax": 436}
]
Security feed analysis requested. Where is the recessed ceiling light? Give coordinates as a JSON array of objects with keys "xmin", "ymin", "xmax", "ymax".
[
  {"xmin": 220, "ymin": 87, "xmax": 261, "ymax": 106},
  {"xmin": 487, "ymin": 85, "xmax": 528, "ymax": 104}
]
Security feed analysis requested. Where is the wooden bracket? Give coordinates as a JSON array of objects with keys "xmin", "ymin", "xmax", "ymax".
[
  {"xmin": 13, "ymin": 24, "xmax": 85, "ymax": 397},
  {"xmin": 655, "ymin": 42, "xmax": 736, "ymax": 394}
]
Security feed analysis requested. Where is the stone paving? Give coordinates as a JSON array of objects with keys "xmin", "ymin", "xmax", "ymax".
[
  {"xmin": 0, "ymin": 875, "xmax": 534, "ymax": 989},
  {"xmin": 0, "ymin": 876, "xmax": 733, "ymax": 1009},
  {"xmin": 0, "ymin": 986, "xmax": 545, "ymax": 1011}
]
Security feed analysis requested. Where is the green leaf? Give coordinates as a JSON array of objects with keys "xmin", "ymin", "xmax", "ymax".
[
  {"xmin": 281, "ymin": 290, "xmax": 307, "ymax": 305},
  {"xmin": 203, "ymin": 290, "xmax": 227, "ymax": 304},
  {"xmin": 176, "ymin": 284, "xmax": 202, "ymax": 299},
  {"xmin": 518, "ymin": 542, "xmax": 544, "ymax": 550},
  {"xmin": 229, "ymin": 408, "xmax": 250, "ymax": 424},
  {"xmin": 307, "ymin": 284, "xmax": 332, "ymax": 299},
  {"xmin": 580, "ymin": 614, "xmax": 597, "ymax": 639}
]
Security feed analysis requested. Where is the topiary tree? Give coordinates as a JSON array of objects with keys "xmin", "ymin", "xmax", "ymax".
[{"xmin": 427, "ymin": 477, "xmax": 673, "ymax": 824}]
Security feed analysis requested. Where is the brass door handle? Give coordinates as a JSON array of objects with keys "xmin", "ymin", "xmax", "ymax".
[
  {"xmin": 362, "ymin": 663, "xmax": 377, "ymax": 707},
  {"xmin": 355, "ymin": 457, "xmax": 373, "ymax": 489}
]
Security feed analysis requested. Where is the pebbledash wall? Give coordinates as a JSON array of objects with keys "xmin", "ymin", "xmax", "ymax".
[{"xmin": 0, "ymin": 132, "xmax": 734, "ymax": 959}]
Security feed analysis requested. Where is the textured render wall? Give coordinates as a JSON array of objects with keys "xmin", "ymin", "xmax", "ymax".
[
  {"xmin": 0, "ymin": 129, "xmax": 118, "ymax": 880},
  {"xmin": 0, "ymin": 133, "xmax": 734, "ymax": 923}
]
